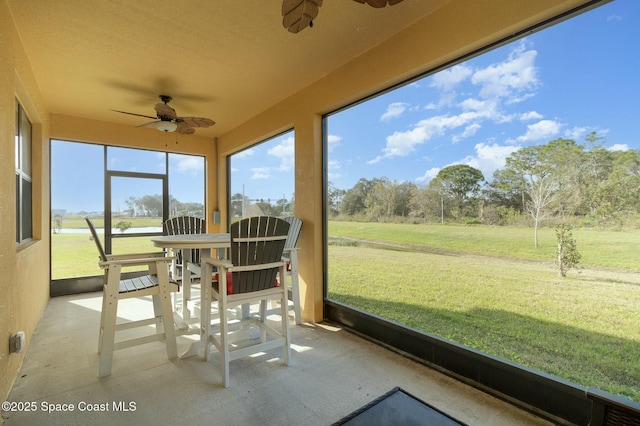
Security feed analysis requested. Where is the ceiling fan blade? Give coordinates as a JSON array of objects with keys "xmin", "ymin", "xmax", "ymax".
[
  {"xmin": 110, "ymin": 109, "xmax": 157, "ymax": 120},
  {"xmin": 353, "ymin": 0, "xmax": 404, "ymax": 7},
  {"xmin": 176, "ymin": 122, "xmax": 196, "ymax": 134},
  {"xmin": 178, "ymin": 117, "xmax": 216, "ymax": 128},
  {"xmin": 155, "ymin": 103, "xmax": 177, "ymax": 120},
  {"xmin": 135, "ymin": 121, "xmax": 160, "ymax": 128},
  {"xmin": 282, "ymin": 0, "xmax": 322, "ymax": 33}
]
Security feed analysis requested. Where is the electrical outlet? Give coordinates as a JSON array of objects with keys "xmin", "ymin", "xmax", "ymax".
[{"xmin": 9, "ymin": 331, "xmax": 25, "ymax": 354}]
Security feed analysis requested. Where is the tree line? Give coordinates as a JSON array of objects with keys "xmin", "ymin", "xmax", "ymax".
[
  {"xmin": 328, "ymin": 133, "xmax": 640, "ymax": 235},
  {"xmin": 229, "ymin": 194, "xmax": 294, "ymax": 218},
  {"xmin": 119, "ymin": 195, "xmax": 204, "ymax": 218}
]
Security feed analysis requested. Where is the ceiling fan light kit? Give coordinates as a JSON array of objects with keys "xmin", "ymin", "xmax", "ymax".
[
  {"xmin": 111, "ymin": 95, "xmax": 215, "ymax": 135},
  {"xmin": 155, "ymin": 121, "xmax": 178, "ymax": 132}
]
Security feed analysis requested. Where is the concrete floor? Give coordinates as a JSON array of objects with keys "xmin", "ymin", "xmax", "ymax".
[{"xmin": 3, "ymin": 293, "xmax": 552, "ymax": 425}]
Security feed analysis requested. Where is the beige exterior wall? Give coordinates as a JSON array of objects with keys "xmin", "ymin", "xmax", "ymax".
[
  {"xmin": 1, "ymin": 0, "xmax": 51, "ymax": 401},
  {"xmin": 1, "ymin": 0, "xmax": 598, "ymax": 401}
]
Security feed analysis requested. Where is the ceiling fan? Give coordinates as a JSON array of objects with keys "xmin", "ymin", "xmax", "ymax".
[
  {"xmin": 282, "ymin": 0, "xmax": 405, "ymax": 33},
  {"xmin": 111, "ymin": 95, "xmax": 215, "ymax": 134}
]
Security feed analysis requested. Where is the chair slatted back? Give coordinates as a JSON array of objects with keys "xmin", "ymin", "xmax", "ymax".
[
  {"xmin": 163, "ymin": 216, "xmax": 205, "ymax": 235},
  {"xmin": 163, "ymin": 216, "xmax": 205, "ymax": 263},
  {"xmin": 229, "ymin": 216, "xmax": 289, "ymax": 294},
  {"xmin": 282, "ymin": 216, "xmax": 302, "ymax": 253},
  {"xmin": 85, "ymin": 217, "xmax": 107, "ymax": 262}
]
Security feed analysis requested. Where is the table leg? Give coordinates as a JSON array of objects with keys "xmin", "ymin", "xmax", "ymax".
[
  {"xmin": 182, "ymin": 249, "xmax": 193, "ymax": 319},
  {"xmin": 180, "ymin": 247, "xmax": 212, "ymax": 358}
]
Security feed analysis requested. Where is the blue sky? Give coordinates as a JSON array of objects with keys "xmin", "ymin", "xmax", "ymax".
[
  {"xmin": 52, "ymin": 142, "xmax": 205, "ymax": 213},
  {"xmin": 231, "ymin": 0, "xmax": 639, "ymax": 200},
  {"xmin": 324, "ymin": 0, "xmax": 639, "ymax": 192},
  {"xmin": 229, "ymin": 131, "xmax": 295, "ymax": 203},
  {"xmin": 53, "ymin": 0, "xmax": 639, "ymax": 212}
]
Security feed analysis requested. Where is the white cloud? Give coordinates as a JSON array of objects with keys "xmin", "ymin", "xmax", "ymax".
[
  {"xmin": 429, "ymin": 65, "xmax": 473, "ymax": 108},
  {"xmin": 368, "ymin": 125, "xmax": 428, "ymax": 164},
  {"xmin": 416, "ymin": 167, "xmax": 441, "ymax": 183},
  {"xmin": 517, "ymin": 119, "xmax": 561, "ymax": 142},
  {"xmin": 608, "ymin": 144, "xmax": 630, "ymax": 152},
  {"xmin": 371, "ymin": 41, "xmax": 544, "ymax": 164},
  {"xmin": 564, "ymin": 126, "xmax": 589, "ymax": 140},
  {"xmin": 471, "ymin": 41, "xmax": 539, "ymax": 102},
  {"xmin": 234, "ymin": 148, "xmax": 255, "ymax": 159},
  {"xmin": 327, "ymin": 160, "xmax": 342, "ymax": 179},
  {"xmin": 431, "ymin": 64, "xmax": 473, "ymax": 91},
  {"xmin": 415, "ymin": 142, "xmax": 520, "ymax": 184},
  {"xmin": 327, "ymin": 159, "xmax": 342, "ymax": 180},
  {"xmin": 462, "ymin": 142, "xmax": 520, "ymax": 179},
  {"xmin": 172, "ymin": 155, "xmax": 204, "ymax": 175},
  {"xmin": 267, "ymin": 136, "xmax": 294, "ymax": 171},
  {"xmin": 519, "ymin": 111, "xmax": 543, "ymax": 121},
  {"xmin": 381, "ymin": 102, "xmax": 408, "ymax": 121},
  {"xmin": 459, "ymin": 97, "xmax": 489, "ymax": 112},
  {"xmin": 251, "ymin": 167, "xmax": 271, "ymax": 180},
  {"xmin": 452, "ymin": 122, "xmax": 481, "ymax": 143},
  {"xmin": 369, "ymin": 108, "xmax": 499, "ymax": 163},
  {"xmin": 327, "ymin": 134, "xmax": 342, "ymax": 153}
]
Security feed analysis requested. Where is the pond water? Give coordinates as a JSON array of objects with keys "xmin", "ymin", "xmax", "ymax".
[{"xmin": 53, "ymin": 227, "xmax": 163, "ymax": 234}]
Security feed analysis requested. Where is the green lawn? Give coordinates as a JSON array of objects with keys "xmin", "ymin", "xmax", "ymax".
[
  {"xmin": 327, "ymin": 221, "xmax": 640, "ymax": 401},
  {"xmin": 329, "ymin": 221, "xmax": 640, "ymax": 271},
  {"xmin": 52, "ymin": 217, "xmax": 163, "ymax": 278}
]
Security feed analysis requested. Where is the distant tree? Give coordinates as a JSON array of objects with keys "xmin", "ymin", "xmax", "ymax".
[
  {"xmin": 179, "ymin": 202, "xmax": 204, "ymax": 217},
  {"xmin": 488, "ymin": 167, "xmax": 526, "ymax": 212},
  {"xmin": 327, "ymin": 182, "xmax": 345, "ymax": 216},
  {"xmin": 429, "ymin": 164, "xmax": 484, "ymax": 220},
  {"xmin": 52, "ymin": 215, "xmax": 63, "ymax": 234},
  {"xmin": 139, "ymin": 195, "xmax": 162, "ymax": 216},
  {"xmin": 501, "ymin": 145, "xmax": 560, "ymax": 247},
  {"xmin": 370, "ymin": 178, "xmax": 395, "ymax": 218},
  {"xmin": 539, "ymin": 138, "xmax": 584, "ymax": 217},
  {"xmin": 590, "ymin": 165, "xmax": 640, "ymax": 226},
  {"xmin": 340, "ymin": 178, "xmax": 382, "ymax": 216},
  {"xmin": 555, "ymin": 223, "xmax": 581, "ymax": 277},
  {"xmin": 230, "ymin": 193, "xmax": 246, "ymax": 217},
  {"xmin": 275, "ymin": 195, "xmax": 291, "ymax": 215},
  {"xmin": 124, "ymin": 196, "xmax": 137, "ymax": 216},
  {"xmin": 408, "ymin": 184, "xmax": 430, "ymax": 219},
  {"xmin": 394, "ymin": 181, "xmax": 416, "ymax": 217},
  {"xmin": 114, "ymin": 220, "xmax": 132, "ymax": 233},
  {"xmin": 255, "ymin": 199, "xmax": 275, "ymax": 215},
  {"xmin": 525, "ymin": 171, "xmax": 556, "ymax": 247}
]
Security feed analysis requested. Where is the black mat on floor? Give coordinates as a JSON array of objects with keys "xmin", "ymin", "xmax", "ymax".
[{"xmin": 332, "ymin": 387, "xmax": 467, "ymax": 426}]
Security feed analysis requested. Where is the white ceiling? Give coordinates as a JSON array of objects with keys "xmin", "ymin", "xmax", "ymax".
[{"xmin": 7, "ymin": 0, "xmax": 450, "ymax": 138}]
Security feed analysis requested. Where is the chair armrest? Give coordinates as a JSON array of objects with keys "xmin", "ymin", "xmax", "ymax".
[
  {"xmin": 201, "ymin": 257, "xmax": 286, "ymax": 272},
  {"xmin": 99, "ymin": 256, "xmax": 176, "ymax": 268},
  {"xmin": 201, "ymin": 256, "xmax": 233, "ymax": 269},
  {"xmin": 105, "ymin": 252, "xmax": 168, "ymax": 261},
  {"xmin": 282, "ymin": 247, "xmax": 299, "ymax": 261}
]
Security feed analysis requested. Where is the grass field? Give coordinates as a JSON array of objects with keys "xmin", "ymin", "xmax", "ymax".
[
  {"xmin": 52, "ymin": 216, "xmax": 163, "ymax": 278},
  {"xmin": 52, "ymin": 218, "xmax": 640, "ymax": 401},
  {"xmin": 327, "ymin": 221, "xmax": 640, "ymax": 401}
]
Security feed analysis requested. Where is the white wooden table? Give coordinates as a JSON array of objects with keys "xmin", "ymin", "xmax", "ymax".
[{"xmin": 151, "ymin": 233, "xmax": 230, "ymax": 358}]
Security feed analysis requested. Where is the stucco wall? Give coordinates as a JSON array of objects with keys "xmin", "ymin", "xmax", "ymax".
[{"xmin": 1, "ymin": 0, "xmax": 52, "ymax": 401}]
